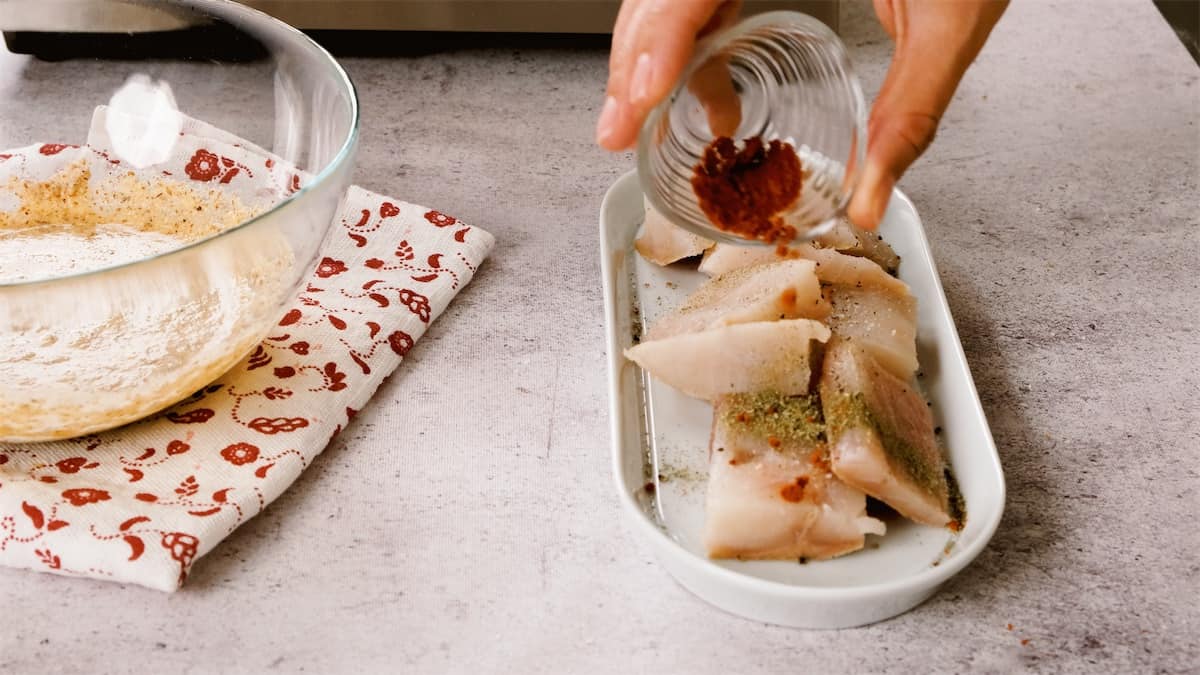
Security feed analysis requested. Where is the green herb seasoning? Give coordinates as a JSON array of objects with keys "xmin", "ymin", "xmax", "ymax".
[
  {"xmin": 722, "ymin": 391, "xmax": 825, "ymax": 450},
  {"xmin": 945, "ymin": 467, "xmax": 966, "ymax": 524},
  {"xmin": 822, "ymin": 390, "xmax": 945, "ymax": 496}
]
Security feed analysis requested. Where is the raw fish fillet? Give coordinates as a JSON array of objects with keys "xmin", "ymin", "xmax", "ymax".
[
  {"xmin": 697, "ymin": 244, "xmax": 916, "ymax": 376},
  {"xmin": 646, "ymin": 259, "xmax": 828, "ymax": 341},
  {"xmin": 795, "ymin": 245, "xmax": 910, "ymax": 297},
  {"xmin": 812, "ymin": 217, "xmax": 901, "ymax": 275},
  {"xmin": 635, "ymin": 198, "xmax": 713, "ymax": 265},
  {"xmin": 819, "ymin": 338, "xmax": 953, "ymax": 526},
  {"xmin": 826, "ymin": 282, "xmax": 918, "ymax": 379},
  {"xmin": 625, "ymin": 319, "xmax": 830, "ymax": 400},
  {"xmin": 700, "ymin": 242, "xmax": 904, "ymax": 288},
  {"xmin": 698, "ymin": 242, "xmax": 776, "ymax": 277},
  {"xmin": 802, "ymin": 246, "xmax": 919, "ymax": 378},
  {"xmin": 705, "ymin": 391, "xmax": 885, "ymax": 559}
]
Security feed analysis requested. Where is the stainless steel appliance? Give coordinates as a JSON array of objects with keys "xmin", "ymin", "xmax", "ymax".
[
  {"xmin": 237, "ymin": 1, "xmax": 839, "ymax": 33},
  {"xmin": 1, "ymin": 1, "xmax": 838, "ymax": 36}
]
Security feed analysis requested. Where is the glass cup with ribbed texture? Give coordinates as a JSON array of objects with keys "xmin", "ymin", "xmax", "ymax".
[{"xmin": 637, "ymin": 10, "xmax": 866, "ymax": 245}]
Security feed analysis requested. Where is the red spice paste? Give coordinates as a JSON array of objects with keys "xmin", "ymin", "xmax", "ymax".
[
  {"xmin": 690, "ymin": 135, "xmax": 804, "ymax": 245},
  {"xmin": 779, "ymin": 476, "xmax": 808, "ymax": 503}
]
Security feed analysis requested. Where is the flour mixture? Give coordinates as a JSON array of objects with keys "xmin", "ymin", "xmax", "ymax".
[{"xmin": 0, "ymin": 159, "xmax": 294, "ymax": 442}]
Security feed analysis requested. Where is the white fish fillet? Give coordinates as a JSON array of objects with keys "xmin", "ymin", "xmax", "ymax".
[
  {"xmin": 700, "ymin": 244, "xmax": 917, "ymax": 376},
  {"xmin": 646, "ymin": 259, "xmax": 828, "ymax": 341},
  {"xmin": 634, "ymin": 198, "xmax": 714, "ymax": 265},
  {"xmin": 827, "ymin": 284, "xmax": 918, "ymax": 379},
  {"xmin": 798, "ymin": 246, "xmax": 918, "ymax": 377},
  {"xmin": 625, "ymin": 319, "xmax": 830, "ymax": 400},
  {"xmin": 797, "ymin": 245, "xmax": 910, "ymax": 296},
  {"xmin": 705, "ymin": 392, "xmax": 885, "ymax": 560},
  {"xmin": 812, "ymin": 217, "xmax": 901, "ymax": 275},
  {"xmin": 820, "ymin": 339, "xmax": 953, "ymax": 526},
  {"xmin": 698, "ymin": 242, "xmax": 776, "ymax": 277},
  {"xmin": 700, "ymin": 241, "xmax": 905, "ymax": 291}
]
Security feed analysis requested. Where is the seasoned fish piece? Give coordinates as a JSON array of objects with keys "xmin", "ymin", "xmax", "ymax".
[
  {"xmin": 635, "ymin": 198, "xmax": 713, "ymax": 265},
  {"xmin": 698, "ymin": 242, "xmax": 776, "ymax": 277},
  {"xmin": 625, "ymin": 319, "xmax": 830, "ymax": 400},
  {"xmin": 795, "ymin": 246, "xmax": 918, "ymax": 378},
  {"xmin": 697, "ymin": 244, "xmax": 917, "ymax": 377},
  {"xmin": 820, "ymin": 339, "xmax": 953, "ymax": 526},
  {"xmin": 705, "ymin": 392, "xmax": 885, "ymax": 560},
  {"xmin": 827, "ymin": 283, "xmax": 918, "ymax": 379},
  {"xmin": 813, "ymin": 217, "xmax": 901, "ymax": 275},
  {"xmin": 796, "ymin": 245, "xmax": 910, "ymax": 296},
  {"xmin": 646, "ymin": 259, "xmax": 828, "ymax": 341},
  {"xmin": 700, "ymin": 241, "xmax": 903, "ymax": 285}
]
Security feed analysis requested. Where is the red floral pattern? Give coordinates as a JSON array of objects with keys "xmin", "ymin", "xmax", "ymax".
[
  {"xmin": 56, "ymin": 457, "xmax": 97, "ymax": 474},
  {"xmin": 39, "ymin": 143, "xmax": 76, "ymax": 156},
  {"xmin": 184, "ymin": 149, "xmax": 252, "ymax": 184},
  {"xmin": 62, "ymin": 489, "xmax": 111, "ymax": 507},
  {"xmin": 400, "ymin": 289, "xmax": 432, "ymax": 322},
  {"xmin": 0, "ymin": 111, "xmax": 494, "ymax": 592},
  {"xmin": 184, "ymin": 149, "xmax": 221, "ymax": 181},
  {"xmin": 161, "ymin": 532, "xmax": 199, "ymax": 584},
  {"xmin": 247, "ymin": 417, "xmax": 309, "ymax": 434},
  {"xmin": 315, "ymin": 257, "xmax": 348, "ymax": 278},
  {"xmin": 166, "ymin": 409, "xmax": 215, "ymax": 424},
  {"xmin": 220, "ymin": 443, "xmax": 260, "ymax": 466},
  {"xmin": 424, "ymin": 210, "xmax": 457, "ymax": 227},
  {"xmin": 389, "ymin": 331, "xmax": 414, "ymax": 356}
]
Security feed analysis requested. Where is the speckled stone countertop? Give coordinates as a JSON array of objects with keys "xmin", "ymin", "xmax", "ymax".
[{"xmin": 3, "ymin": 1, "xmax": 1197, "ymax": 672}]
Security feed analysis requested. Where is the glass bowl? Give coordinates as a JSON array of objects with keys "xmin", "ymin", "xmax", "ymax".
[
  {"xmin": 0, "ymin": 0, "xmax": 358, "ymax": 442},
  {"xmin": 637, "ymin": 10, "xmax": 866, "ymax": 246}
]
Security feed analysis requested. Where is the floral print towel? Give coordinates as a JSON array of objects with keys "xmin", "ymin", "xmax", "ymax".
[{"xmin": 0, "ymin": 109, "xmax": 494, "ymax": 591}]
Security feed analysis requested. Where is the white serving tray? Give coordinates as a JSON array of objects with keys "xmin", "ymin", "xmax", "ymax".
[{"xmin": 600, "ymin": 170, "xmax": 1005, "ymax": 629}]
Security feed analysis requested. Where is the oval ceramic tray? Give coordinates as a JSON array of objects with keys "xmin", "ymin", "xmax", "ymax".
[{"xmin": 600, "ymin": 170, "xmax": 1005, "ymax": 629}]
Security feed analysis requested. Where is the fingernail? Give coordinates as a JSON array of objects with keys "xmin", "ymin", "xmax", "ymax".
[
  {"xmin": 596, "ymin": 96, "xmax": 619, "ymax": 146},
  {"xmin": 630, "ymin": 52, "xmax": 655, "ymax": 106}
]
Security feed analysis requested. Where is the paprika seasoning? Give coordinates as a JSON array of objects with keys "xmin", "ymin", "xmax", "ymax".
[{"xmin": 690, "ymin": 135, "xmax": 804, "ymax": 245}]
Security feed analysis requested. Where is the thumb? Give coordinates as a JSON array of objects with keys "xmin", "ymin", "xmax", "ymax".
[
  {"xmin": 848, "ymin": 0, "xmax": 1008, "ymax": 229},
  {"xmin": 847, "ymin": 109, "xmax": 939, "ymax": 230},
  {"xmin": 848, "ymin": 36, "xmax": 952, "ymax": 230}
]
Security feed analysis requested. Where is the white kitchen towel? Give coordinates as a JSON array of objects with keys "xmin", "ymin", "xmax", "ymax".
[{"xmin": 0, "ymin": 111, "xmax": 494, "ymax": 591}]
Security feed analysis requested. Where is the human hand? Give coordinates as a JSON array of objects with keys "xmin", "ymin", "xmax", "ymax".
[
  {"xmin": 595, "ymin": 0, "xmax": 743, "ymax": 151},
  {"xmin": 596, "ymin": 0, "xmax": 1008, "ymax": 231},
  {"xmin": 849, "ymin": 0, "xmax": 1008, "ymax": 229}
]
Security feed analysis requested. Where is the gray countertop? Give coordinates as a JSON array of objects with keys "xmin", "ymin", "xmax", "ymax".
[{"xmin": 4, "ymin": 1, "xmax": 1198, "ymax": 672}]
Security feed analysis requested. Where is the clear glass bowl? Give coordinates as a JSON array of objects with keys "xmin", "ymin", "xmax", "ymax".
[
  {"xmin": 638, "ymin": 10, "xmax": 866, "ymax": 245},
  {"xmin": 0, "ymin": 0, "xmax": 358, "ymax": 441}
]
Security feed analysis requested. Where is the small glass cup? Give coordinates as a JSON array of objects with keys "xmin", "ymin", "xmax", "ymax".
[{"xmin": 637, "ymin": 10, "xmax": 866, "ymax": 245}]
